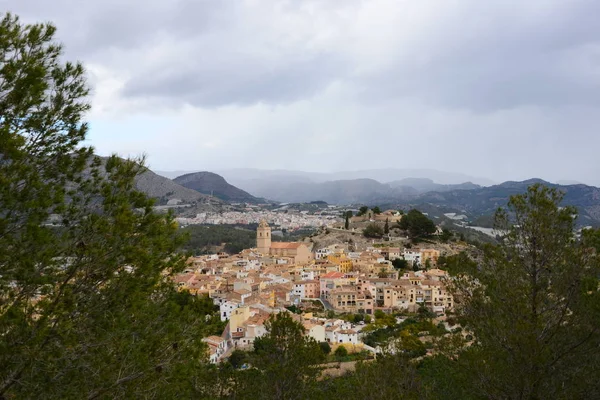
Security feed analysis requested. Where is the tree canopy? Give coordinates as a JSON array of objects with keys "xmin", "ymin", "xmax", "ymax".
[
  {"xmin": 447, "ymin": 184, "xmax": 600, "ymax": 398},
  {"xmin": 398, "ymin": 209, "xmax": 436, "ymax": 239},
  {"xmin": 363, "ymin": 223, "xmax": 384, "ymax": 238},
  {"xmin": 0, "ymin": 13, "xmax": 211, "ymax": 398}
]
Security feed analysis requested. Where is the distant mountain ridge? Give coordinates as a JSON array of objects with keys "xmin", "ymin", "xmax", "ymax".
[
  {"xmin": 210, "ymin": 176, "xmax": 482, "ymax": 204},
  {"xmin": 174, "ymin": 171, "xmax": 260, "ymax": 203},
  {"xmin": 415, "ymin": 179, "xmax": 600, "ymax": 227},
  {"xmin": 216, "ymin": 167, "xmax": 496, "ymax": 186}
]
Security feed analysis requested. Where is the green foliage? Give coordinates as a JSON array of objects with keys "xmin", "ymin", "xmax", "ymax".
[
  {"xmin": 180, "ymin": 224, "xmax": 256, "ymax": 254},
  {"xmin": 439, "ymin": 228, "xmax": 452, "ymax": 242},
  {"xmin": 342, "ymin": 313, "xmax": 367, "ymax": 324},
  {"xmin": 311, "ymin": 355, "xmax": 423, "ymax": 400},
  {"xmin": 371, "ymin": 206, "xmax": 382, "ymax": 214},
  {"xmin": 392, "ymin": 258, "xmax": 409, "ymax": 270},
  {"xmin": 363, "ymin": 223, "xmax": 384, "ymax": 238},
  {"xmin": 357, "ymin": 206, "xmax": 369, "ymax": 216},
  {"xmin": 286, "ymin": 304, "xmax": 301, "ymax": 314},
  {"xmin": 245, "ymin": 312, "xmax": 325, "ymax": 399},
  {"xmin": 424, "ymin": 258, "xmax": 432, "ymax": 270},
  {"xmin": 446, "ymin": 184, "xmax": 600, "ymax": 399},
  {"xmin": 0, "ymin": 13, "xmax": 210, "ymax": 398},
  {"xmin": 319, "ymin": 341, "xmax": 332, "ymax": 355},
  {"xmin": 334, "ymin": 345, "xmax": 348, "ymax": 359},
  {"xmin": 398, "ymin": 209, "xmax": 437, "ymax": 239},
  {"xmin": 436, "ymin": 251, "xmax": 478, "ymax": 276},
  {"xmin": 228, "ymin": 350, "xmax": 248, "ymax": 369},
  {"xmin": 384, "ymin": 218, "xmax": 389, "ymax": 234},
  {"xmin": 345, "ymin": 213, "xmax": 350, "ymax": 230}
]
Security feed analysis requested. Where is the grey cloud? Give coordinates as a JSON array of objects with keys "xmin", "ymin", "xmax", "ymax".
[
  {"xmin": 122, "ymin": 53, "xmax": 344, "ymax": 107},
  {"xmin": 355, "ymin": 0, "xmax": 600, "ymax": 111},
  {"xmin": 3, "ymin": 0, "xmax": 600, "ymax": 185}
]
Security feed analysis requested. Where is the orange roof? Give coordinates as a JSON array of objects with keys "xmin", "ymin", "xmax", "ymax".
[
  {"xmin": 321, "ymin": 272, "xmax": 345, "ymax": 279},
  {"xmin": 270, "ymin": 242, "xmax": 303, "ymax": 249}
]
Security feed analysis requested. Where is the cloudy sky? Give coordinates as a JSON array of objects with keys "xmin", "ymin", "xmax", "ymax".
[{"xmin": 4, "ymin": 0, "xmax": 600, "ymax": 185}]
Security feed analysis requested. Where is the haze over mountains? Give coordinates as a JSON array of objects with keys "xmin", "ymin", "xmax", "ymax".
[{"xmin": 156, "ymin": 168, "xmax": 495, "ymax": 186}]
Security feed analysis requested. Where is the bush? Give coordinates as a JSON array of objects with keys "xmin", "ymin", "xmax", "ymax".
[
  {"xmin": 363, "ymin": 223, "xmax": 384, "ymax": 238},
  {"xmin": 228, "ymin": 350, "xmax": 248, "ymax": 369},
  {"xmin": 319, "ymin": 341, "xmax": 332, "ymax": 355},
  {"xmin": 334, "ymin": 346, "xmax": 348, "ymax": 359}
]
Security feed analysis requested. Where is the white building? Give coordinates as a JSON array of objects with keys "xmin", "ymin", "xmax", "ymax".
[
  {"xmin": 315, "ymin": 248, "xmax": 333, "ymax": 260},
  {"xmin": 403, "ymin": 250, "xmax": 421, "ymax": 266},
  {"xmin": 220, "ymin": 301, "xmax": 239, "ymax": 321}
]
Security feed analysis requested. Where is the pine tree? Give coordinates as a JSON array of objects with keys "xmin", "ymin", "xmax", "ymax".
[
  {"xmin": 447, "ymin": 184, "xmax": 600, "ymax": 398},
  {"xmin": 0, "ymin": 13, "xmax": 210, "ymax": 398}
]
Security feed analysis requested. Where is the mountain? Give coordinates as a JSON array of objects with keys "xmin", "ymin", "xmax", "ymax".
[
  {"xmin": 214, "ymin": 176, "xmax": 482, "ymax": 204},
  {"xmin": 215, "ymin": 178, "xmax": 421, "ymax": 204},
  {"xmin": 154, "ymin": 170, "xmax": 201, "ymax": 179},
  {"xmin": 81, "ymin": 157, "xmax": 223, "ymax": 216},
  {"xmin": 215, "ymin": 168, "xmax": 495, "ymax": 187},
  {"xmin": 135, "ymin": 168, "xmax": 219, "ymax": 205},
  {"xmin": 173, "ymin": 172, "xmax": 260, "ymax": 203},
  {"xmin": 388, "ymin": 178, "xmax": 481, "ymax": 193},
  {"xmin": 415, "ymin": 179, "xmax": 600, "ymax": 227}
]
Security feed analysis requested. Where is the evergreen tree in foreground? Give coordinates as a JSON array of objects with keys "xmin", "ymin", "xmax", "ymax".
[
  {"xmin": 0, "ymin": 13, "xmax": 210, "ymax": 398},
  {"xmin": 445, "ymin": 184, "xmax": 600, "ymax": 399}
]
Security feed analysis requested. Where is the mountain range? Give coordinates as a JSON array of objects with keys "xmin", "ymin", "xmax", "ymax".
[
  {"xmin": 149, "ymin": 167, "xmax": 600, "ymax": 227},
  {"xmin": 413, "ymin": 179, "xmax": 600, "ymax": 227}
]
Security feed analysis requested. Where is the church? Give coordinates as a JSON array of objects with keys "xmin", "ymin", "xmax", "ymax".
[{"xmin": 256, "ymin": 220, "xmax": 313, "ymax": 264}]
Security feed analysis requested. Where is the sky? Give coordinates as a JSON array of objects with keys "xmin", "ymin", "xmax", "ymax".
[{"xmin": 4, "ymin": 0, "xmax": 600, "ymax": 185}]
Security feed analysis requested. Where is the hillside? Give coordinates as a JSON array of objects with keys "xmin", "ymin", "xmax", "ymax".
[
  {"xmin": 88, "ymin": 157, "xmax": 223, "ymax": 213},
  {"xmin": 416, "ymin": 179, "xmax": 600, "ymax": 227},
  {"xmin": 174, "ymin": 171, "xmax": 260, "ymax": 203},
  {"xmin": 388, "ymin": 178, "xmax": 481, "ymax": 194},
  {"xmin": 135, "ymin": 168, "xmax": 219, "ymax": 205}
]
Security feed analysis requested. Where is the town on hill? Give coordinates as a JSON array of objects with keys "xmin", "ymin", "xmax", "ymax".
[
  {"xmin": 5, "ymin": 7, "xmax": 600, "ymax": 400},
  {"xmin": 177, "ymin": 218, "xmax": 458, "ymax": 364}
]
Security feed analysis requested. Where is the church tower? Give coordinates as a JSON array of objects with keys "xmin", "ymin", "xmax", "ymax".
[{"xmin": 256, "ymin": 219, "xmax": 271, "ymax": 254}]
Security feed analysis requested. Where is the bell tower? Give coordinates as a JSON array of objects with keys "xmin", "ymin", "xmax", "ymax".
[{"xmin": 256, "ymin": 219, "xmax": 271, "ymax": 254}]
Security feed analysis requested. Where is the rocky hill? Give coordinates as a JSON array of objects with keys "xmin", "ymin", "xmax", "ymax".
[
  {"xmin": 86, "ymin": 157, "xmax": 223, "ymax": 214},
  {"xmin": 135, "ymin": 168, "xmax": 220, "ymax": 206},
  {"xmin": 174, "ymin": 171, "xmax": 260, "ymax": 203}
]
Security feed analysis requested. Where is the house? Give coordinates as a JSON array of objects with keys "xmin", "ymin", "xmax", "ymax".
[
  {"xmin": 315, "ymin": 248, "xmax": 333, "ymax": 260},
  {"xmin": 380, "ymin": 247, "xmax": 402, "ymax": 260},
  {"xmin": 336, "ymin": 329, "xmax": 359, "ymax": 344},
  {"xmin": 420, "ymin": 249, "xmax": 440, "ymax": 267},
  {"xmin": 292, "ymin": 280, "xmax": 319, "ymax": 299},
  {"xmin": 220, "ymin": 300, "xmax": 239, "ymax": 321},
  {"xmin": 327, "ymin": 253, "xmax": 353, "ymax": 273},
  {"xmin": 203, "ymin": 335, "xmax": 227, "ymax": 363},
  {"xmin": 303, "ymin": 321, "xmax": 326, "ymax": 342},
  {"xmin": 403, "ymin": 249, "xmax": 421, "ymax": 266},
  {"xmin": 319, "ymin": 272, "xmax": 347, "ymax": 297}
]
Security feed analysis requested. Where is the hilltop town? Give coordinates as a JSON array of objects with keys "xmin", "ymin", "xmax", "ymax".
[{"xmin": 174, "ymin": 215, "xmax": 463, "ymax": 364}]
